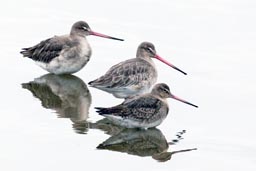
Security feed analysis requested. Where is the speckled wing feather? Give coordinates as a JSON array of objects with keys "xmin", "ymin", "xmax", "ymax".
[
  {"xmin": 122, "ymin": 96, "xmax": 162, "ymax": 119},
  {"xmin": 96, "ymin": 95, "xmax": 162, "ymax": 119},
  {"xmin": 20, "ymin": 36, "xmax": 70, "ymax": 63},
  {"xmin": 89, "ymin": 58, "xmax": 156, "ymax": 88}
]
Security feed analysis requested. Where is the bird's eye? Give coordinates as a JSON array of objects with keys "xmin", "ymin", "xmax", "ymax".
[
  {"xmin": 82, "ymin": 26, "xmax": 88, "ymax": 31},
  {"xmin": 163, "ymin": 88, "xmax": 169, "ymax": 94},
  {"xmin": 146, "ymin": 47, "xmax": 154, "ymax": 53}
]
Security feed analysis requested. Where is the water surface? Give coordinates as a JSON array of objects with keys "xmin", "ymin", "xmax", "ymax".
[{"xmin": 0, "ymin": 0, "xmax": 256, "ymax": 170}]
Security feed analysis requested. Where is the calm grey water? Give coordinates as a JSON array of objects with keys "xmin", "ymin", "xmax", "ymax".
[{"xmin": 1, "ymin": 0, "xmax": 256, "ymax": 170}]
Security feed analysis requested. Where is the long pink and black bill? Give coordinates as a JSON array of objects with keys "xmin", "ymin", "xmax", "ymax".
[
  {"xmin": 170, "ymin": 94, "xmax": 198, "ymax": 108},
  {"xmin": 90, "ymin": 31, "xmax": 124, "ymax": 41},
  {"xmin": 155, "ymin": 54, "xmax": 187, "ymax": 75}
]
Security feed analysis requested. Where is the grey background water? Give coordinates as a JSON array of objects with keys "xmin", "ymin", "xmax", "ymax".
[{"xmin": 0, "ymin": 0, "xmax": 255, "ymax": 170}]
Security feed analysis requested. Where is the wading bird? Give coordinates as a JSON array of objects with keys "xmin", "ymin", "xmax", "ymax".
[
  {"xmin": 21, "ymin": 21, "xmax": 123, "ymax": 74},
  {"xmin": 89, "ymin": 42, "xmax": 186, "ymax": 98},
  {"xmin": 95, "ymin": 83, "xmax": 198, "ymax": 129}
]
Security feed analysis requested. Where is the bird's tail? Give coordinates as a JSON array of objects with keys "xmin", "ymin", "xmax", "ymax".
[
  {"xmin": 88, "ymin": 76, "xmax": 112, "ymax": 88},
  {"xmin": 88, "ymin": 79, "xmax": 102, "ymax": 87},
  {"xmin": 20, "ymin": 48, "xmax": 31, "ymax": 57},
  {"xmin": 95, "ymin": 107, "xmax": 122, "ymax": 115}
]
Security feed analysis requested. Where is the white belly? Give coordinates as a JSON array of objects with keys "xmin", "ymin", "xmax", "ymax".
[
  {"xmin": 36, "ymin": 39, "xmax": 92, "ymax": 74},
  {"xmin": 104, "ymin": 114, "xmax": 166, "ymax": 129},
  {"xmin": 98, "ymin": 80, "xmax": 155, "ymax": 98}
]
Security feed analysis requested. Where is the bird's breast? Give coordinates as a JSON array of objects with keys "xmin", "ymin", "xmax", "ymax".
[{"xmin": 78, "ymin": 38, "xmax": 92, "ymax": 59}]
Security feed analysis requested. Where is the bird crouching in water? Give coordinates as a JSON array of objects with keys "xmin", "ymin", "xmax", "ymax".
[
  {"xmin": 20, "ymin": 21, "xmax": 124, "ymax": 74},
  {"xmin": 89, "ymin": 42, "xmax": 187, "ymax": 99},
  {"xmin": 95, "ymin": 83, "xmax": 198, "ymax": 129}
]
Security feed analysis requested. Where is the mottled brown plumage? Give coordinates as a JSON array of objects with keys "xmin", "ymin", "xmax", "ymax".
[
  {"xmin": 21, "ymin": 37, "xmax": 74, "ymax": 63},
  {"xmin": 20, "ymin": 21, "xmax": 124, "ymax": 74},
  {"xmin": 95, "ymin": 83, "xmax": 198, "ymax": 128},
  {"xmin": 89, "ymin": 42, "xmax": 186, "ymax": 98}
]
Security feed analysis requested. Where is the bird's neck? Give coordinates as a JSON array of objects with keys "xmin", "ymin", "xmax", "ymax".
[
  {"xmin": 137, "ymin": 56, "xmax": 155, "ymax": 68},
  {"xmin": 151, "ymin": 90, "xmax": 168, "ymax": 101},
  {"xmin": 70, "ymin": 31, "xmax": 86, "ymax": 39},
  {"xmin": 151, "ymin": 89, "xmax": 161, "ymax": 97}
]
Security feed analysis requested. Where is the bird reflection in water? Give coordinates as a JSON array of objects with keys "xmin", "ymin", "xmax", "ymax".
[
  {"xmin": 90, "ymin": 119, "xmax": 196, "ymax": 162},
  {"xmin": 22, "ymin": 74, "xmax": 91, "ymax": 134}
]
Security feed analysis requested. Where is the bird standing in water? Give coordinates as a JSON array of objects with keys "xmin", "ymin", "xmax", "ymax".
[
  {"xmin": 95, "ymin": 83, "xmax": 198, "ymax": 129},
  {"xmin": 89, "ymin": 42, "xmax": 186, "ymax": 98},
  {"xmin": 20, "ymin": 21, "xmax": 124, "ymax": 74}
]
